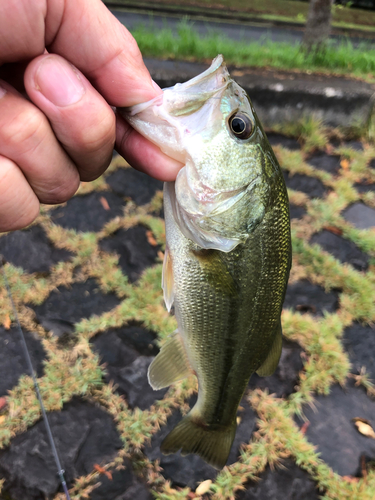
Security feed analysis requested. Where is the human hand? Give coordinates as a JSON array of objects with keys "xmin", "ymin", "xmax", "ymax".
[{"xmin": 0, "ymin": 0, "xmax": 181, "ymax": 232}]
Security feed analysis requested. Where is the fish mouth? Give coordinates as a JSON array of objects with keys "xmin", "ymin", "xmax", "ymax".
[
  {"xmin": 126, "ymin": 93, "xmax": 164, "ymax": 116},
  {"xmin": 121, "ymin": 55, "xmax": 235, "ymax": 165},
  {"xmin": 127, "ymin": 55, "xmax": 230, "ymax": 118},
  {"xmin": 180, "ymin": 54, "xmax": 228, "ymax": 91}
]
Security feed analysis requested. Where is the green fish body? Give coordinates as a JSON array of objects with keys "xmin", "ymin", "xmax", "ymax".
[{"xmin": 122, "ymin": 55, "xmax": 291, "ymax": 469}]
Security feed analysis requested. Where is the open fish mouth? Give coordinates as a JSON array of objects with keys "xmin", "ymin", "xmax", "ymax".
[
  {"xmin": 121, "ymin": 55, "xmax": 237, "ymax": 164},
  {"xmin": 128, "ymin": 55, "xmax": 230, "ymax": 118}
]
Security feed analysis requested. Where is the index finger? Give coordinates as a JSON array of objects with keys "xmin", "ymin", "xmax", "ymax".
[{"xmin": 0, "ymin": 0, "xmax": 159, "ymax": 106}]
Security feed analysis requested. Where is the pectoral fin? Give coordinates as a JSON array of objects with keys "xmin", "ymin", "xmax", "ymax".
[
  {"xmin": 148, "ymin": 330, "xmax": 191, "ymax": 390},
  {"xmin": 256, "ymin": 324, "xmax": 282, "ymax": 377},
  {"xmin": 162, "ymin": 245, "xmax": 174, "ymax": 312}
]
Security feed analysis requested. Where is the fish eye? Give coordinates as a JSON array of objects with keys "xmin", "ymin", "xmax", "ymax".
[{"xmin": 228, "ymin": 112, "xmax": 253, "ymax": 140}]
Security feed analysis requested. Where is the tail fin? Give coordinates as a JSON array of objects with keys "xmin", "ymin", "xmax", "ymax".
[{"xmin": 161, "ymin": 413, "xmax": 236, "ymax": 469}]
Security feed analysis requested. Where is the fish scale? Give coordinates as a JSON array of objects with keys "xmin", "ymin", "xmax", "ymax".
[{"xmin": 121, "ymin": 55, "xmax": 291, "ymax": 468}]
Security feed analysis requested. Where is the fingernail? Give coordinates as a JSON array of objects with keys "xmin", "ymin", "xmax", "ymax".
[{"xmin": 35, "ymin": 56, "xmax": 85, "ymax": 107}]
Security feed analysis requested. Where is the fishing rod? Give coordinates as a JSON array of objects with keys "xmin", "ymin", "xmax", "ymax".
[{"xmin": 1, "ymin": 257, "xmax": 71, "ymax": 500}]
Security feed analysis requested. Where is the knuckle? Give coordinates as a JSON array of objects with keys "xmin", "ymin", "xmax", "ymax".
[
  {"xmin": 72, "ymin": 109, "xmax": 115, "ymax": 152},
  {"xmin": 39, "ymin": 174, "xmax": 80, "ymax": 205},
  {"xmin": 0, "ymin": 157, "xmax": 40, "ymax": 231},
  {"xmin": 1, "ymin": 106, "xmax": 47, "ymax": 155},
  {"xmin": 6, "ymin": 201, "xmax": 40, "ymax": 231},
  {"xmin": 120, "ymin": 24, "xmax": 142, "ymax": 56},
  {"xmin": 0, "ymin": 0, "xmax": 46, "ymax": 64}
]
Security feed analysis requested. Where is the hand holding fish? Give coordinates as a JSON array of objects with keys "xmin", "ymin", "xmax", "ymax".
[{"xmin": 0, "ymin": 0, "xmax": 181, "ymax": 233}]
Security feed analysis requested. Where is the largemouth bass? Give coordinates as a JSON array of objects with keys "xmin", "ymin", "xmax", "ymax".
[{"xmin": 122, "ymin": 55, "xmax": 291, "ymax": 469}]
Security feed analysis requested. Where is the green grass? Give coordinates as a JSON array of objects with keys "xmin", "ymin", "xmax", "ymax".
[
  {"xmin": 132, "ymin": 20, "xmax": 375, "ymax": 80},
  {"xmin": 273, "ymin": 116, "xmax": 329, "ymax": 153}
]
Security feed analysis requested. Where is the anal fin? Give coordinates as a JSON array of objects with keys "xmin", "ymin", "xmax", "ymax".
[
  {"xmin": 148, "ymin": 330, "xmax": 191, "ymax": 390},
  {"xmin": 256, "ymin": 323, "xmax": 283, "ymax": 377}
]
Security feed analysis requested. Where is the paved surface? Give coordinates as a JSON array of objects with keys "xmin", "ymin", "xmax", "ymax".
[{"xmin": 0, "ymin": 117, "xmax": 374, "ymax": 498}]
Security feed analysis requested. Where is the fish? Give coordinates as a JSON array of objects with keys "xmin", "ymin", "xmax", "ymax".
[{"xmin": 121, "ymin": 55, "xmax": 291, "ymax": 469}]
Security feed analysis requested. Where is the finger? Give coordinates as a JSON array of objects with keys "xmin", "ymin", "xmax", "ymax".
[
  {"xmin": 0, "ymin": 0, "xmax": 160, "ymax": 106},
  {"xmin": 47, "ymin": 0, "xmax": 160, "ymax": 106},
  {"xmin": 115, "ymin": 112, "xmax": 183, "ymax": 182},
  {"xmin": 0, "ymin": 80, "xmax": 80, "ymax": 204},
  {"xmin": 25, "ymin": 54, "xmax": 115, "ymax": 181},
  {"xmin": 0, "ymin": 1, "xmax": 45, "ymax": 64},
  {"xmin": 0, "ymin": 155, "xmax": 40, "ymax": 232}
]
